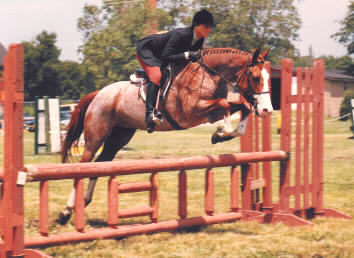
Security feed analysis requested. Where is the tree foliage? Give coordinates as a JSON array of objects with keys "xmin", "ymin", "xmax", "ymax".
[
  {"xmin": 78, "ymin": 0, "xmax": 301, "ymax": 88},
  {"xmin": 319, "ymin": 55, "xmax": 354, "ymax": 72},
  {"xmin": 23, "ymin": 31, "xmax": 92, "ymax": 100},
  {"xmin": 78, "ymin": 2, "xmax": 173, "ymax": 89},
  {"xmin": 293, "ymin": 55, "xmax": 354, "ymax": 74},
  {"xmin": 163, "ymin": 0, "xmax": 301, "ymax": 64},
  {"xmin": 339, "ymin": 90, "xmax": 354, "ymax": 121},
  {"xmin": 57, "ymin": 61, "xmax": 96, "ymax": 99},
  {"xmin": 332, "ymin": 1, "xmax": 354, "ymax": 56},
  {"xmin": 23, "ymin": 31, "xmax": 61, "ymax": 100}
]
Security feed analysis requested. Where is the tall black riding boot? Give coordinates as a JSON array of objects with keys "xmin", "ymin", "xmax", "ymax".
[{"xmin": 145, "ymin": 81, "xmax": 162, "ymax": 133}]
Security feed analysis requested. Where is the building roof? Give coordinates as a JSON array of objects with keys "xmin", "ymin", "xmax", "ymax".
[
  {"xmin": 0, "ymin": 42, "xmax": 7, "ymax": 67},
  {"xmin": 324, "ymin": 70, "xmax": 354, "ymax": 82}
]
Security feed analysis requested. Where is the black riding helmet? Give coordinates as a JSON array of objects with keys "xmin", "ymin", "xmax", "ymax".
[{"xmin": 192, "ymin": 10, "xmax": 215, "ymax": 27}]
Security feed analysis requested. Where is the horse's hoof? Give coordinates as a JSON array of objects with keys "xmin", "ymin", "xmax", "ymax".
[
  {"xmin": 146, "ymin": 124, "xmax": 156, "ymax": 133},
  {"xmin": 211, "ymin": 133, "xmax": 222, "ymax": 144},
  {"xmin": 56, "ymin": 210, "xmax": 72, "ymax": 225},
  {"xmin": 211, "ymin": 134, "xmax": 234, "ymax": 144}
]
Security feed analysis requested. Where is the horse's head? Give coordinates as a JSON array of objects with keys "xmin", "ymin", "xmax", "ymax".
[{"xmin": 236, "ymin": 48, "xmax": 273, "ymax": 118}]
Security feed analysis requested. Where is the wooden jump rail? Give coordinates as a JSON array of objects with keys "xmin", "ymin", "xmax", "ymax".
[
  {"xmin": 23, "ymin": 151, "xmax": 287, "ymax": 181},
  {"xmin": 0, "ymin": 44, "xmax": 351, "ymax": 257},
  {"xmin": 21, "ymin": 151, "xmax": 287, "ymax": 248}
]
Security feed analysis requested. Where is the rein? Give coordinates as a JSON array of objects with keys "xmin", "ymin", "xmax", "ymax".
[{"xmin": 196, "ymin": 51, "xmax": 268, "ymax": 108}]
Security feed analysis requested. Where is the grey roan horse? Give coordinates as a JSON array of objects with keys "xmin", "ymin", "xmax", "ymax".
[{"xmin": 57, "ymin": 47, "xmax": 273, "ymax": 224}]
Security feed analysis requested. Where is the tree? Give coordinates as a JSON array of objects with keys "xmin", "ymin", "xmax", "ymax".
[
  {"xmin": 293, "ymin": 55, "xmax": 354, "ymax": 71},
  {"xmin": 339, "ymin": 90, "xmax": 354, "ymax": 121},
  {"xmin": 319, "ymin": 55, "xmax": 353, "ymax": 71},
  {"xmin": 23, "ymin": 31, "xmax": 61, "ymax": 100},
  {"xmin": 23, "ymin": 31, "xmax": 94, "ymax": 100},
  {"xmin": 332, "ymin": 1, "xmax": 354, "ymax": 55},
  {"xmin": 164, "ymin": 0, "xmax": 301, "ymax": 64},
  {"xmin": 78, "ymin": 0, "xmax": 301, "ymax": 87},
  {"xmin": 331, "ymin": 1, "xmax": 354, "ymax": 76},
  {"xmin": 78, "ymin": 2, "xmax": 172, "ymax": 89},
  {"xmin": 56, "ymin": 61, "xmax": 96, "ymax": 100}
]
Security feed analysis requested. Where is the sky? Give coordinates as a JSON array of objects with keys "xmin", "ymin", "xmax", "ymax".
[{"xmin": 0, "ymin": 0, "xmax": 351, "ymax": 62}]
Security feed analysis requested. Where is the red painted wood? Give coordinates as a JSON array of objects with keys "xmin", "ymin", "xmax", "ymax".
[
  {"xmin": 279, "ymin": 59, "xmax": 293, "ymax": 213},
  {"xmin": 313, "ymin": 60, "xmax": 325, "ymax": 214},
  {"xmin": 303, "ymin": 67, "xmax": 311, "ymax": 209},
  {"xmin": 254, "ymin": 115, "xmax": 260, "ymax": 204},
  {"xmin": 24, "ymin": 151, "xmax": 287, "ymax": 181},
  {"xmin": 24, "ymin": 248, "xmax": 51, "ymax": 257},
  {"xmin": 312, "ymin": 63, "xmax": 319, "ymax": 210},
  {"xmin": 205, "ymin": 169, "xmax": 214, "ymax": 216},
  {"xmin": 74, "ymin": 179, "xmax": 85, "ymax": 232},
  {"xmin": 262, "ymin": 62, "xmax": 272, "ymax": 210},
  {"xmin": 39, "ymin": 181, "xmax": 49, "ymax": 236},
  {"xmin": 118, "ymin": 206, "xmax": 154, "ymax": 218},
  {"xmin": 230, "ymin": 166, "xmax": 239, "ymax": 211},
  {"xmin": 2, "ymin": 44, "xmax": 25, "ymax": 257},
  {"xmin": 118, "ymin": 181, "xmax": 152, "ymax": 193},
  {"xmin": 241, "ymin": 112, "xmax": 253, "ymax": 153},
  {"xmin": 295, "ymin": 68, "xmax": 303, "ymax": 211},
  {"xmin": 150, "ymin": 173, "xmax": 159, "ymax": 222},
  {"xmin": 178, "ymin": 170, "xmax": 187, "ymax": 219},
  {"xmin": 241, "ymin": 164, "xmax": 253, "ymax": 210},
  {"xmin": 24, "ymin": 213, "xmax": 243, "ymax": 248},
  {"xmin": 108, "ymin": 177, "xmax": 118, "ymax": 228}
]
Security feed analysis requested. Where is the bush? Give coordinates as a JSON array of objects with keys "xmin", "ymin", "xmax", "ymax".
[{"xmin": 339, "ymin": 90, "xmax": 354, "ymax": 121}]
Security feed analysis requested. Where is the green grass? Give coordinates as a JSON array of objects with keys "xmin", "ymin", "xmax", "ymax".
[{"xmin": 1, "ymin": 112, "xmax": 353, "ymax": 257}]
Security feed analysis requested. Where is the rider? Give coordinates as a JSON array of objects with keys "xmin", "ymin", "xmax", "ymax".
[{"xmin": 136, "ymin": 9, "xmax": 215, "ymax": 133}]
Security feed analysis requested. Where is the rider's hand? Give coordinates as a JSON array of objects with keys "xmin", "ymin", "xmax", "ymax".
[{"xmin": 188, "ymin": 51, "xmax": 201, "ymax": 62}]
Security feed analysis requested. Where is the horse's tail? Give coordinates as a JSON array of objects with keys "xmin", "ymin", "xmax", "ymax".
[{"xmin": 61, "ymin": 90, "xmax": 99, "ymax": 163}]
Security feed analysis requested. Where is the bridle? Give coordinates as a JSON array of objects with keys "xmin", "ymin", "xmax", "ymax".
[{"xmin": 196, "ymin": 51, "xmax": 269, "ymax": 110}]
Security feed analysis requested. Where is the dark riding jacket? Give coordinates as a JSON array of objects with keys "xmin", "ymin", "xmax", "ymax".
[{"xmin": 137, "ymin": 27, "xmax": 204, "ymax": 67}]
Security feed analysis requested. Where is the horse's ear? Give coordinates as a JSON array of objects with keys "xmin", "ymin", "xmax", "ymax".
[
  {"xmin": 261, "ymin": 49, "xmax": 270, "ymax": 59},
  {"xmin": 252, "ymin": 48, "xmax": 261, "ymax": 65}
]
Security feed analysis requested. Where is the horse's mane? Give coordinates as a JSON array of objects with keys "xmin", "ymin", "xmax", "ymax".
[
  {"xmin": 201, "ymin": 48, "xmax": 250, "ymax": 67},
  {"xmin": 202, "ymin": 48, "xmax": 250, "ymax": 57}
]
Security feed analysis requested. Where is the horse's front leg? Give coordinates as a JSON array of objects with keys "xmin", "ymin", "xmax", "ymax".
[
  {"xmin": 194, "ymin": 98, "xmax": 235, "ymax": 143},
  {"xmin": 211, "ymin": 102, "xmax": 250, "ymax": 144},
  {"xmin": 232, "ymin": 107, "xmax": 250, "ymax": 136}
]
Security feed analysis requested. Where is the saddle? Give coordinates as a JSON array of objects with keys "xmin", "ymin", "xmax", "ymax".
[
  {"xmin": 130, "ymin": 64, "xmax": 187, "ymax": 131},
  {"xmin": 130, "ymin": 66, "xmax": 174, "ymax": 103}
]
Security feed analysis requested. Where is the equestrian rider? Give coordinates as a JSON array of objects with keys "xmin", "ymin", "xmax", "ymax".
[{"xmin": 136, "ymin": 9, "xmax": 215, "ymax": 133}]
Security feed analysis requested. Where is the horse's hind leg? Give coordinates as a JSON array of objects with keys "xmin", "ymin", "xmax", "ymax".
[
  {"xmin": 84, "ymin": 127, "xmax": 136, "ymax": 207},
  {"xmin": 57, "ymin": 138, "xmax": 103, "ymax": 225},
  {"xmin": 57, "ymin": 127, "xmax": 136, "ymax": 225}
]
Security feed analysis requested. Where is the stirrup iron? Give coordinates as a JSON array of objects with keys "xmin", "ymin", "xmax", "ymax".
[{"xmin": 152, "ymin": 109, "xmax": 163, "ymax": 125}]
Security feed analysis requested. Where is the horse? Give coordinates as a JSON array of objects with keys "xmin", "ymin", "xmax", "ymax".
[{"xmin": 57, "ymin": 47, "xmax": 273, "ymax": 224}]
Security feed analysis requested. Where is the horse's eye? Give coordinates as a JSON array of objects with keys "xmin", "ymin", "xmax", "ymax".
[{"xmin": 253, "ymin": 77, "xmax": 260, "ymax": 84}]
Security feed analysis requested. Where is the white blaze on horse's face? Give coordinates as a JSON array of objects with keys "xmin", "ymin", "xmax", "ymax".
[{"xmin": 254, "ymin": 68, "xmax": 273, "ymax": 118}]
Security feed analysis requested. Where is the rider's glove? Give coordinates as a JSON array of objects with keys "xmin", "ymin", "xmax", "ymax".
[{"xmin": 186, "ymin": 51, "xmax": 201, "ymax": 62}]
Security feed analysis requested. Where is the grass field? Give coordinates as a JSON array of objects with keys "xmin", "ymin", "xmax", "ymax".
[{"xmin": 0, "ymin": 112, "xmax": 353, "ymax": 257}]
